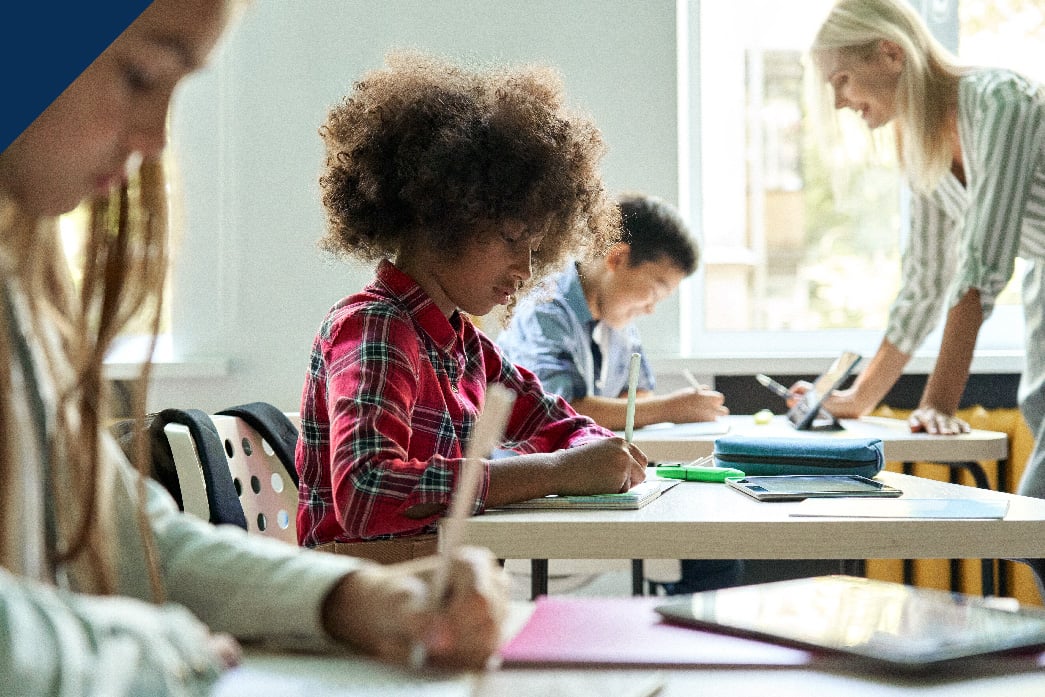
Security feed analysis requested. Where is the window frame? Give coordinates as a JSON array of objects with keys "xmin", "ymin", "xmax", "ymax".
[{"xmin": 676, "ymin": 0, "xmax": 1026, "ymax": 372}]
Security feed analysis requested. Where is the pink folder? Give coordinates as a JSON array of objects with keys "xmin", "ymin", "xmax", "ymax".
[{"xmin": 500, "ymin": 595, "xmax": 814, "ymax": 668}]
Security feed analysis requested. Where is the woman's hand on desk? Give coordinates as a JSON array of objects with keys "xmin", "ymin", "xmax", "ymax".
[
  {"xmin": 821, "ymin": 387, "xmax": 875, "ymax": 418},
  {"xmin": 791, "ymin": 383, "xmax": 873, "ymax": 419},
  {"xmin": 908, "ymin": 407, "xmax": 971, "ymax": 435},
  {"xmin": 322, "ymin": 546, "xmax": 509, "ymax": 670}
]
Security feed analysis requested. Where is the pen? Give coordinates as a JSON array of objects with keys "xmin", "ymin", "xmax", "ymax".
[
  {"xmin": 625, "ymin": 352, "xmax": 641, "ymax": 442},
  {"xmin": 755, "ymin": 373, "xmax": 791, "ymax": 399},
  {"xmin": 436, "ymin": 383, "xmax": 515, "ymax": 583},
  {"xmin": 682, "ymin": 368, "xmax": 703, "ymax": 390}
]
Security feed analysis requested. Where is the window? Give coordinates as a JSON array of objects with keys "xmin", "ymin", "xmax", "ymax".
[{"xmin": 681, "ymin": 0, "xmax": 1043, "ymax": 361}]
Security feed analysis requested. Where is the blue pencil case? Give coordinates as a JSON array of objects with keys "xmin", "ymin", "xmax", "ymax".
[{"xmin": 712, "ymin": 434, "xmax": 885, "ymax": 478}]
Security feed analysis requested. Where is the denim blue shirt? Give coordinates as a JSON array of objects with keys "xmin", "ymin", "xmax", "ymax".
[{"xmin": 497, "ymin": 262, "xmax": 654, "ymax": 401}]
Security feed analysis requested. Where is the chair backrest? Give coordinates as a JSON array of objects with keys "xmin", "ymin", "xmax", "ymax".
[{"xmin": 163, "ymin": 413, "xmax": 299, "ymax": 544}]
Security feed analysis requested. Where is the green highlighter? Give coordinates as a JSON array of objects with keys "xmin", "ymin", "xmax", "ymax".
[{"xmin": 656, "ymin": 464, "xmax": 746, "ymax": 482}]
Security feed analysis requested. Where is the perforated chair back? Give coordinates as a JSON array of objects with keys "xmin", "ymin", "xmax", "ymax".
[{"xmin": 164, "ymin": 414, "xmax": 299, "ymax": 544}]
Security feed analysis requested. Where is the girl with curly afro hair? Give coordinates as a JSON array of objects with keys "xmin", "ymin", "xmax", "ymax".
[{"xmin": 296, "ymin": 51, "xmax": 648, "ymax": 549}]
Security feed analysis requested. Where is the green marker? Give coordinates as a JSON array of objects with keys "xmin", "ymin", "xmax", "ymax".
[{"xmin": 656, "ymin": 464, "xmax": 745, "ymax": 482}]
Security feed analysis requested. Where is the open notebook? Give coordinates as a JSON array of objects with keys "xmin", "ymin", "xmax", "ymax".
[
  {"xmin": 614, "ymin": 420, "xmax": 730, "ymax": 439},
  {"xmin": 495, "ymin": 478, "xmax": 679, "ymax": 510}
]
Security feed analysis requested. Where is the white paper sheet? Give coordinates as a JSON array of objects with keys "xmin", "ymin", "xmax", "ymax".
[{"xmin": 789, "ymin": 498, "xmax": 1009, "ymax": 519}]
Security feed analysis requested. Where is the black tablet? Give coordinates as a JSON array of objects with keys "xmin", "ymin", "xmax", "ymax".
[
  {"xmin": 787, "ymin": 350, "xmax": 861, "ymax": 430},
  {"xmin": 725, "ymin": 474, "xmax": 902, "ymax": 501},
  {"xmin": 655, "ymin": 575, "xmax": 1045, "ymax": 674}
]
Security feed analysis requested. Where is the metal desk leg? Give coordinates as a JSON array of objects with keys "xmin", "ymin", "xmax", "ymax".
[
  {"xmin": 840, "ymin": 559, "xmax": 866, "ymax": 576},
  {"xmin": 530, "ymin": 559, "xmax": 548, "ymax": 599},
  {"xmin": 997, "ymin": 459, "xmax": 1009, "ymax": 596},
  {"xmin": 944, "ymin": 460, "xmax": 996, "ymax": 596},
  {"xmin": 902, "ymin": 461, "xmax": 916, "ymax": 585},
  {"xmin": 902, "ymin": 459, "xmax": 997, "ymax": 596},
  {"xmin": 631, "ymin": 559, "xmax": 645, "ymax": 595}
]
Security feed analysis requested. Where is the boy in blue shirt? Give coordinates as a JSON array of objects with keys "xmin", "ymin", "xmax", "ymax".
[
  {"xmin": 497, "ymin": 192, "xmax": 741, "ymax": 593},
  {"xmin": 498, "ymin": 193, "xmax": 727, "ymax": 430}
]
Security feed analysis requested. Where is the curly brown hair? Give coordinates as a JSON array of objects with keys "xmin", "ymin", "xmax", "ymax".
[{"xmin": 318, "ymin": 51, "xmax": 620, "ymax": 300}]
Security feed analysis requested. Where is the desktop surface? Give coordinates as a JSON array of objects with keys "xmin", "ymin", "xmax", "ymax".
[
  {"xmin": 216, "ymin": 601, "xmax": 1045, "ymax": 697},
  {"xmin": 458, "ymin": 470, "xmax": 1045, "ymax": 561},
  {"xmin": 626, "ymin": 415, "xmax": 1008, "ymax": 463}
]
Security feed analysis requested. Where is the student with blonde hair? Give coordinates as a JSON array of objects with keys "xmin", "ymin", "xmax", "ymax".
[
  {"xmin": 0, "ymin": 2, "xmax": 507, "ymax": 692},
  {"xmin": 805, "ymin": 0, "xmax": 1045, "ymax": 499}
]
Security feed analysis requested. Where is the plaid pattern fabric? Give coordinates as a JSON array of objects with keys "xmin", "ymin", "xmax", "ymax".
[{"xmin": 295, "ymin": 260, "xmax": 611, "ymax": 546}]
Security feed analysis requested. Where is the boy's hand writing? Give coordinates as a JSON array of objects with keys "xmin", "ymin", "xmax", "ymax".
[{"xmin": 664, "ymin": 387, "xmax": 729, "ymax": 422}]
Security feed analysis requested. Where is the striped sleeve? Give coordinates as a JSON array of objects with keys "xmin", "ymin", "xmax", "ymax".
[
  {"xmin": 884, "ymin": 188, "xmax": 959, "ymax": 354},
  {"xmin": 950, "ymin": 72, "xmax": 1045, "ymax": 315}
]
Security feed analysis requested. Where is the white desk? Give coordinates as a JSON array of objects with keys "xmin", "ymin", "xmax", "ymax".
[
  {"xmin": 462, "ymin": 471, "xmax": 1044, "ymax": 561},
  {"xmin": 625, "ymin": 415, "xmax": 1008, "ymax": 464},
  {"xmin": 216, "ymin": 604, "xmax": 1045, "ymax": 697},
  {"xmin": 459, "ymin": 470, "xmax": 1045, "ymax": 597},
  {"xmin": 218, "ymin": 654, "xmax": 1045, "ymax": 697},
  {"xmin": 484, "ymin": 415, "xmax": 1010, "ymax": 597}
]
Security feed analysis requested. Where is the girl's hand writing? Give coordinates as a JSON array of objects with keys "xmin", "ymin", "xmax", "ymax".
[
  {"xmin": 321, "ymin": 546, "xmax": 509, "ymax": 670},
  {"xmin": 552, "ymin": 437, "xmax": 647, "ymax": 494}
]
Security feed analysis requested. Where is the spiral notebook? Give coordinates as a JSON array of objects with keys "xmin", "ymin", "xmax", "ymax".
[{"xmin": 496, "ymin": 478, "xmax": 679, "ymax": 510}]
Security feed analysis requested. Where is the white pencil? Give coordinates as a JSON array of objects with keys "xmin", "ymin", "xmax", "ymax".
[
  {"xmin": 624, "ymin": 352, "xmax": 641, "ymax": 442},
  {"xmin": 431, "ymin": 383, "xmax": 515, "ymax": 600},
  {"xmin": 411, "ymin": 383, "xmax": 515, "ymax": 669},
  {"xmin": 682, "ymin": 368, "xmax": 703, "ymax": 390}
]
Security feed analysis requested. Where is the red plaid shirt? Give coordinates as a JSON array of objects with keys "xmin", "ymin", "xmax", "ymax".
[{"xmin": 295, "ymin": 260, "xmax": 612, "ymax": 546}]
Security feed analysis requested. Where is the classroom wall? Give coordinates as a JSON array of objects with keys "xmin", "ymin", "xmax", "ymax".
[{"xmin": 152, "ymin": 0, "xmax": 682, "ymax": 413}]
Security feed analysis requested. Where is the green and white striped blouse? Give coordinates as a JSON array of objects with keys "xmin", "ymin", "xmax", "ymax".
[{"xmin": 885, "ymin": 68, "xmax": 1045, "ymax": 354}]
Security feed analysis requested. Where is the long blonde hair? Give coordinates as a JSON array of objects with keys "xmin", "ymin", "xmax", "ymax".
[
  {"xmin": 811, "ymin": 0, "xmax": 964, "ymax": 193},
  {"xmin": 0, "ymin": 158, "xmax": 169, "ymax": 598}
]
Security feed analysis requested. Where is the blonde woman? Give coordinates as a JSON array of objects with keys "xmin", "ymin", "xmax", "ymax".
[
  {"xmin": 806, "ymin": 0, "xmax": 1045, "ymax": 499},
  {"xmin": 0, "ymin": 1, "xmax": 507, "ymax": 693}
]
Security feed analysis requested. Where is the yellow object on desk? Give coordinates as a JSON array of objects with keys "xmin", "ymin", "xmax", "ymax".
[{"xmin": 753, "ymin": 409, "xmax": 774, "ymax": 425}]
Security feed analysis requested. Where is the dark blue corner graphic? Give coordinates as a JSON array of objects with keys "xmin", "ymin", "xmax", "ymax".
[{"xmin": 2, "ymin": 3, "xmax": 152, "ymax": 153}]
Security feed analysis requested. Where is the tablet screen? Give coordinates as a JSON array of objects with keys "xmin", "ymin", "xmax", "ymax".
[
  {"xmin": 787, "ymin": 351, "xmax": 861, "ymax": 430},
  {"xmin": 655, "ymin": 575, "xmax": 1045, "ymax": 673},
  {"xmin": 725, "ymin": 474, "xmax": 902, "ymax": 501}
]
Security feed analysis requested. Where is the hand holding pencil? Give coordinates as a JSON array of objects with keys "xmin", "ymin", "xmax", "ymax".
[
  {"xmin": 625, "ymin": 352, "xmax": 642, "ymax": 442},
  {"xmin": 643, "ymin": 368, "xmax": 728, "ymax": 424},
  {"xmin": 539, "ymin": 355, "xmax": 647, "ymax": 495},
  {"xmin": 321, "ymin": 545, "xmax": 509, "ymax": 670}
]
